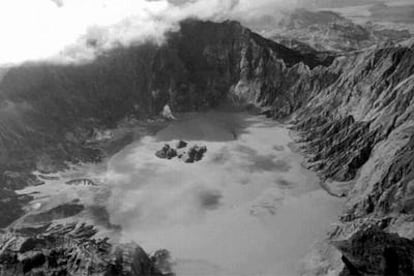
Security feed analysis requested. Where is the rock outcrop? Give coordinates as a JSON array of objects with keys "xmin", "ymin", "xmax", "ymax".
[
  {"xmin": 0, "ymin": 223, "xmax": 170, "ymax": 276},
  {"xmin": 0, "ymin": 189, "xmax": 32, "ymax": 229},
  {"xmin": 175, "ymin": 140, "xmax": 187, "ymax": 149},
  {"xmin": 23, "ymin": 204, "xmax": 85, "ymax": 224},
  {"xmin": 161, "ymin": 105, "xmax": 176, "ymax": 121},
  {"xmin": 333, "ymin": 226, "xmax": 414, "ymax": 276},
  {"xmin": 155, "ymin": 144, "xmax": 178, "ymax": 160},
  {"xmin": 181, "ymin": 145, "xmax": 207, "ymax": 163},
  {"xmin": 65, "ymin": 178, "xmax": 98, "ymax": 186},
  {"xmin": 155, "ymin": 141, "xmax": 207, "ymax": 163}
]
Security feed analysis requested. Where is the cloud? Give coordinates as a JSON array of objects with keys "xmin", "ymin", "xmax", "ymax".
[
  {"xmin": 0, "ymin": 0, "xmax": 299, "ymax": 65},
  {"xmin": 0, "ymin": 0, "xmax": 169, "ymax": 64},
  {"xmin": 50, "ymin": 0, "xmax": 64, "ymax": 8}
]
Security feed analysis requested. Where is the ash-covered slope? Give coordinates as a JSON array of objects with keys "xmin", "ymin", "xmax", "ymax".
[{"xmin": 269, "ymin": 9, "xmax": 411, "ymax": 53}]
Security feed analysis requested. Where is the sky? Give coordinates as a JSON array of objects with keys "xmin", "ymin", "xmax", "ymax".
[
  {"xmin": 0, "ymin": 0, "xmax": 302, "ymax": 65},
  {"xmin": 0, "ymin": 0, "xmax": 384, "ymax": 65}
]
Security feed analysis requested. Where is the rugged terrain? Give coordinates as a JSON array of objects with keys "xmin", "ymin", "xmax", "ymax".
[
  {"xmin": 0, "ymin": 223, "xmax": 171, "ymax": 276},
  {"xmin": 0, "ymin": 19, "xmax": 334, "ymax": 275},
  {"xmin": 0, "ymin": 19, "xmax": 332, "ymax": 228},
  {"xmin": 292, "ymin": 39, "xmax": 414, "ymax": 275},
  {"xmin": 0, "ymin": 16, "xmax": 413, "ymax": 275},
  {"xmin": 268, "ymin": 8, "xmax": 411, "ymax": 53}
]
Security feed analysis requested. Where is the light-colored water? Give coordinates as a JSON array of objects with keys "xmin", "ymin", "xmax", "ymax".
[
  {"xmin": 16, "ymin": 111, "xmax": 342, "ymax": 275},
  {"xmin": 101, "ymin": 111, "xmax": 343, "ymax": 276}
]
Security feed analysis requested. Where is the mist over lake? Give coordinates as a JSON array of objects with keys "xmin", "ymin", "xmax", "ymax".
[{"xmin": 103, "ymin": 112, "xmax": 343, "ymax": 275}]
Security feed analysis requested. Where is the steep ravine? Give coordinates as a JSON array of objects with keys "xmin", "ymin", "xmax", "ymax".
[
  {"xmin": 290, "ymin": 42, "xmax": 414, "ymax": 275},
  {"xmin": 0, "ymin": 18, "xmax": 413, "ymax": 275}
]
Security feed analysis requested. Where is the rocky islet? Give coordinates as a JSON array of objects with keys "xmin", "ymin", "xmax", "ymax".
[{"xmin": 155, "ymin": 141, "xmax": 207, "ymax": 163}]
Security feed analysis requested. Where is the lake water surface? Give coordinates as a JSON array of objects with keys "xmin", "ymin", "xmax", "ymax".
[
  {"xmin": 102, "ymin": 111, "xmax": 343, "ymax": 276},
  {"xmin": 17, "ymin": 111, "xmax": 342, "ymax": 275}
]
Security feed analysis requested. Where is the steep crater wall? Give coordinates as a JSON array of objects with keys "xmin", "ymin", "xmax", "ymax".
[
  {"xmin": 0, "ymin": 19, "xmax": 336, "ymax": 275},
  {"xmin": 0, "ymin": 19, "xmax": 331, "ymax": 178},
  {"xmin": 0, "ymin": 18, "xmax": 413, "ymax": 275},
  {"xmin": 290, "ymin": 42, "xmax": 414, "ymax": 275}
]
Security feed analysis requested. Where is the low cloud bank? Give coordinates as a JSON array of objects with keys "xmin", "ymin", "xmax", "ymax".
[{"xmin": 0, "ymin": 0, "xmax": 310, "ymax": 65}]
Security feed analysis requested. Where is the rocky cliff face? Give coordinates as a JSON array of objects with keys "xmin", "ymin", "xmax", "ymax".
[
  {"xmin": 286, "ymin": 41, "xmax": 414, "ymax": 274},
  {"xmin": 0, "ymin": 223, "xmax": 169, "ymax": 276},
  {"xmin": 212, "ymin": 17, "xmax": 414, "ymax": 273}
]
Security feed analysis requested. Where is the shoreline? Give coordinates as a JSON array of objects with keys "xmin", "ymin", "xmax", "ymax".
[
  {"xmin": 4, "ymin": 113, "xmax": 347, "ymax": 233},
  {"xmin": 287, "ymin": 128, "xmax": 347, "ymax": 198},
  {"xmin": 1, "ymin": 116, "xmax": 172, "ymax": 231},
  {"xmin": 2, "ymin": 110, "xmax": 345, "ymax": 276},
  {"xmin": 104, "ymin": 111, "xmax": 344, "ymax": 276}
]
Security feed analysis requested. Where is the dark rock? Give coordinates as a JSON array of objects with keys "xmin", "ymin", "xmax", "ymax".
[
  {"xmin": 151, "ymin": 250, "xmax": 174, "ymax": 275},
  {"xmin": 176, "ymin": 140, "xmax": 188, "ymax": 149},
  {"xmin": 22, "ymin": 252, "xmax": 46, "ymax": 273},
  {"xmin": 333, "ymin": 226, "xmax": 414, "ymax": 276},
  {"xmin": 155, "ymin": 144, "xmax": 178, "ymax": 160},
  {"xmin": 0, "ymin": 223, "xmax": 168, "ymax": 276},
  {"xmin": 0, "ymin": 188, "xmax": 33, "ymax": 228},
  {"xmin": 181, "ymin": 145, "xmax": 207, "ymax": 163},
  {"xmin": 37, "ymin": 174, "xmax": 59, "ymax": 181},
  {"xmin": 2, "ymin": 171, "xmax": 44, "ymax": 190},
  {"xmin": 155, "ymin": 144, "xmax": 170, "ymax": 159},
  {"xmin": 166, "ymin": 148, "xmax": 178, "ymax": 160},
  {"xmin": 19, "ymin": 238, "xmax": 47, "ymax": 253},
  {"xmin": 65, "ymin": 178, "xmax": 97, "ymax": 186},
  {"xmin": 24, "ymin": 204, "xmax": 85, "ymax": 224},
  {"xmin": 15, "ymin": 224, "xmax": 51, "ymax": 236},
  {"xmin": 156, "ymin": 143, "xmax": 206, "ymax": 163}
]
